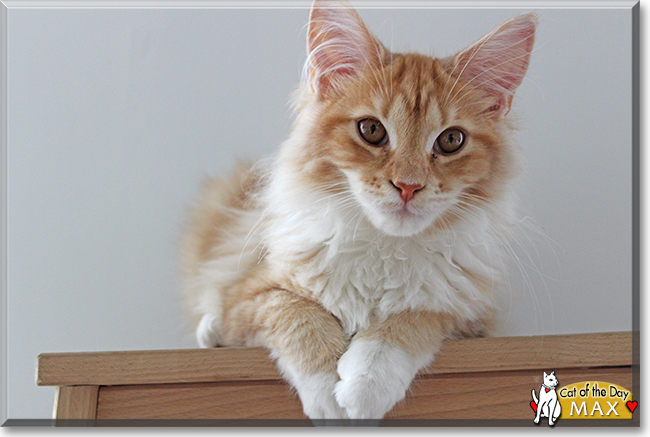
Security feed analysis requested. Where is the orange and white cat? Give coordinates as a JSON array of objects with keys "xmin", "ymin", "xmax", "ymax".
[{"xmin": 181, "ymin": 0, "xmax": 536, "ymax": 420}]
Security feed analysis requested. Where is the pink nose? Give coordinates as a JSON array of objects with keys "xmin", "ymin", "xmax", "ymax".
[{"xmin": 391, "ymin": 180, "xmax": 425, "ymax": 203}]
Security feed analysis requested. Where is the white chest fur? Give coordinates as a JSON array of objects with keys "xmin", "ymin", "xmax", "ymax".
[{"xmin": 264, "ymin": 187, "xmax": 509, "ymax": 335}]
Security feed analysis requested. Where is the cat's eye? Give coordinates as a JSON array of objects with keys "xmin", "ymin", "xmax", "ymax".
[
  {"xmin": 358, "ymin": 118, "xmax": 388, "ymax": 146},
  {"xmin": 435, "ymin": 127, "xmax": 466, "ymax": 155}
]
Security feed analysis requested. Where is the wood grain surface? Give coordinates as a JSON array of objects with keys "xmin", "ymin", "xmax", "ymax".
[
  {"xmin": 36, "ymin": 331, "xmax": 636, "ymax": 423},
  {"xmin": 92, "ymin": 367, "xmax": 632, "ymax": 420},
  {"xmin": 37, "ymin": 331, "xmax": 632, "ymax": 387},
  {"xmin": 54, "ymin": 386, "xmax": 99, "ymax": 420}
]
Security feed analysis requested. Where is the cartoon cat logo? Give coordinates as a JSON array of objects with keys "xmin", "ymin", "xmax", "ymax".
[{"xmin": 531, "ymin": 371, "xmax": 561, "ymax": 426}]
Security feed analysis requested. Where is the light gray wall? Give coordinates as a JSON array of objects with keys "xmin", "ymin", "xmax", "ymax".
[{"xmin": 6, "ymin": 4, "xmax": 634, "ymax": 419}]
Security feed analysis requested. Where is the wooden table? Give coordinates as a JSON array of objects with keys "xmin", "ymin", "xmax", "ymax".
[{"xmin": 36, "ymin": 331, "xmax": 637, "ymax": 426}]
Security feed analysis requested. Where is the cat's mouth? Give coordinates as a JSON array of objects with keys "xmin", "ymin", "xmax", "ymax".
[
  {"xmin": 392, "ymin": 202, "xmax": 418, "ymax": 216},
  {"xmin": 352, "ymin": 186, "xmax": 446, "ymax": 237},
  {"xmin": 365, "ymin": 200, "xmax": 443, "ymax": 237},
  {"xmin": 386, "ymin": 198, "xmax": 441, "ymax": 218},
  {"xmin": 382, "ymin": 201, "xmax": 425, "ymax": 221}
]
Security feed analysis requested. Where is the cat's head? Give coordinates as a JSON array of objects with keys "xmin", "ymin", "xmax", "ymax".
[
  {"xmin": 286, "ymin": 0, "xmax": 536, "ymax": 237},
  {"xmin": 543, "ymin": 371, "xmax": 559, "ymax": 388}
]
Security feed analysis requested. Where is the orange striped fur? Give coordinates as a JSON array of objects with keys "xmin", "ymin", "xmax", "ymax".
[{"xmin": 181, "ymin": 0, "xmax": 536, "ymax": 420}]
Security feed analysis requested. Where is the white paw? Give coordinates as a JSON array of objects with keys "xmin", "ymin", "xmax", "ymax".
[
  {"xmin": 297, "ymin": 373, "xmax": 348, "ymax": 420},
  {"xmin": 334, "ymin": 340, "xmax": 426, "ymax": 419},
  {"xmin": 274, "ymin": 357, "xmax": 347, "ymax": 420},
  {"xmin": 196, "ymin": 313, "xmax": 221, "ymax": 348}
]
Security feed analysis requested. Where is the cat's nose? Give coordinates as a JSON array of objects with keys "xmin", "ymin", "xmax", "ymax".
[{"xmin": 391, "ymin": 180, "xmax": 425, "ymax": 203}]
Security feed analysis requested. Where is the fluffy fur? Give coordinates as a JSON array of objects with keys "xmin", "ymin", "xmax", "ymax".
[{"xmin": 181, "ymin": 0, "xmax": 536, "ymax": 420}]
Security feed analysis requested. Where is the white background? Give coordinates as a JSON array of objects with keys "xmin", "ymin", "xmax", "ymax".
[{"xmin": 5, "ymin": 2, "xmax": 634, "ymax": 419}]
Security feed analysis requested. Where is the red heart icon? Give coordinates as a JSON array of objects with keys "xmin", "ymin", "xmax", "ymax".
[
  {"xmin": 626, "ymin": 401, "xmax": 638, "ymax": 413},
  {"xmin": 530, "ymin": 401, "xmax": 538, "ymax": 413},
  {"xmin": 545, "ymin": 388, "xmax": 550, "ymax": 393}
]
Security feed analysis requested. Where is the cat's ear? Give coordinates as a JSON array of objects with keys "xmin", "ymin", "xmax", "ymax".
[
  {"xmin": 543, "ymin": 371, "xmax": 548, "ymax": 378},
  {"xmin": 451, "ymin": 14, "xmax": 537, "ymax": 116},
  {"xmin": 306, "ymin": 0, "xmax": 386, "ymax": 97}
]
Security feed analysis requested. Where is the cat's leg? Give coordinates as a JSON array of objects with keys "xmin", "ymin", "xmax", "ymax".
[
  {"xmin": 334, "ymin": 310, "xmax": 453, "ymax": 419},
  {"xmin": 196, "ymin": 313, "xmax": 221, "ymax": 348},
  {"xmin": 221, "ymin": 287, "xmax": 350, "ymax": 420},
  {"xmin": 549, "ymin": 399, "xmax": 560, "ymax": 425},
  {"xmin": 542, "ymin": 401, "xmax": 549, "ymax": 417}
]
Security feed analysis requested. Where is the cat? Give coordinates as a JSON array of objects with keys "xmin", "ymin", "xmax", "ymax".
[
  {"xmin": 180, "ymin": 0, "xmax": 536, "ymax": 420},
  {"xmin": 531, "ymin": 371, "xmax": 561, "ymax": 426}
]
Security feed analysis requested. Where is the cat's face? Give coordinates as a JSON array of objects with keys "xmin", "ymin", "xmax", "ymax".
[
  {"xmin": 543, "ymin": 371, "xmax": 559, "ymax": 388},
  {"xmin": 293, "ymin": 1, "xmax": 535, "ymax": 237},
  {"xmin": 311, "ymin": 54, "xmax": 518, "ymax": 237}
]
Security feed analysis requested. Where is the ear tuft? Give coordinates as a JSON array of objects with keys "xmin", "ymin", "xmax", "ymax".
[
  {"xmin": 306, "ymin": 0, "xmax": 385, "ymax": 96},
  {"xmin": 451, "ymin": 14, "xmax": 537, "ymax": 116}
]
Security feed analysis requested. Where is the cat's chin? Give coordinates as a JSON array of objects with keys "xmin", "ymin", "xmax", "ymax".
[{"xmin": 365, "ymin": 208, "xmax": 435, "ymax": 238}]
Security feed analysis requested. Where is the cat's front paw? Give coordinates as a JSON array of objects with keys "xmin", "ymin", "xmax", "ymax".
[
  {"xmin": 297, "ymin": 373, "xmax": 348, "ymax": 420},
  {"xmin": 334, "ymin": 340, "xmax": 422, "ymax": 419},
  {"xmin": 196, "ymin": 313, "xmax": 221, "ymax": 348},
  {"xmin": 275, "ymin": 358, "xmax": 347, "ymax": 420}
]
